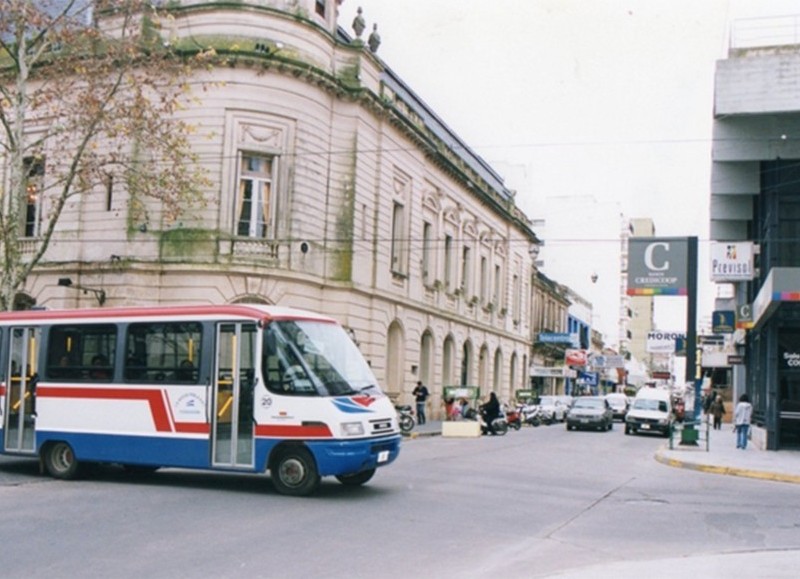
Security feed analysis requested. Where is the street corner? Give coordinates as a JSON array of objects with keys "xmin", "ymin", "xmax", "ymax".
[{"xmin": 654, "ymin": 446, "xmax": 800, "ymax": 485}]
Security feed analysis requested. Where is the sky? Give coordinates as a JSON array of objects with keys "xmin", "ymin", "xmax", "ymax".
[{"xmin": 338, "ymin": 0, "xmax": 800, "ymax": 348}]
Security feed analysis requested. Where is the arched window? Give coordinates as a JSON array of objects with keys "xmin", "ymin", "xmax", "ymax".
[
  {"xmin": 461, "ymin": 340, "xmax": 473, "ymax": 386},
  {"xmin": 443, "ymin": 335, "xmax": 455, "ymax": 386},
  {"xmin": 420, "ymin": 330, "xmax": 435, "ymax": 390},
  {"xmin": 493, "ymin": 347, "xmax": 503, "ymax": 398},
  {"xmin": 386, "ymin": 321, "xmax": 405, "ymax": 399},
  {"xmin": 478, "ymin": 344, "xmax": 489, "ymax": 391}
]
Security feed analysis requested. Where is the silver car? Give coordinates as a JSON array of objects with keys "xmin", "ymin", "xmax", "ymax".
[{"xmin": 566, "ymin": 396, "xmax": 613, "ymax": 431}]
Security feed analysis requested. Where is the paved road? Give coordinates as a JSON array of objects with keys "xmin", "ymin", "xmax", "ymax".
[{"xmin": 1, "ymin": 424, "xmax": 798, "ymax": 578}]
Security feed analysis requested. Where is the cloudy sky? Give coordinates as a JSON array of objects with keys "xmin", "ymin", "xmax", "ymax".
[{"xmin": 338, "ymin": 0, "xmax": 800, "ymax": 345}]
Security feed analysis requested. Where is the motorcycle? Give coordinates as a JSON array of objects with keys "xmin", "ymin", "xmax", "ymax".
[
  {"xmin": 464, "ymin": 407, "xmax": 508, "ymax": 436},
  {"xmin": 505, "ymin": 405, "xmax": 522, "ymax": 430},
  {"xmin": 521, "ymin": 403, "xmax": 543, "ymax": 427},
  {"xmin": 395, "ymin": 404, "xmax": 415, "ymax": 434}
]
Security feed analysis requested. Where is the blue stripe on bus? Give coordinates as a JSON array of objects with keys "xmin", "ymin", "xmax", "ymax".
[{"xmin": 32, "ymin": 431, "xmax": 401, "ymax": 476}]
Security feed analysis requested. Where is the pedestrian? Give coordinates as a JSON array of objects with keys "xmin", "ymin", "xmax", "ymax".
[
  {"xmin": 710, "ymin": 395, "xmax": 725, "ymax": 430},
  {"xmin": 443, "ymin": 397, "xmax": 456, "ymax": 421},
  {"xmin": 703, "ymin": 389, "xmax": 716, "ymax": 416},
  {"xmin": 734, "ymin": 393, "xmax": 753, "ymax": 449},
  {"xmin": 412, "ymin": 380, "xmax": 430, "ymax": 425}
]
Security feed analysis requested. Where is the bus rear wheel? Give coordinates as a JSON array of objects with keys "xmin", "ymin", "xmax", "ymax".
[
  {"xmin": 335, "ymin": 468, "xmax": 375, "ymax": 486},
  {"xmin": 271, "ymin": 447, "xmax": 320, "ymax": 496},
  {"xmin": 43, "ymin": 441, "xmax": 80, "ymax": 480}
]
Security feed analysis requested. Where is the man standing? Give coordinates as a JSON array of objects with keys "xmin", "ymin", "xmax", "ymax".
[{"xmin": 413, "ymin": 381, "xmax": 430, "ymax": 425}]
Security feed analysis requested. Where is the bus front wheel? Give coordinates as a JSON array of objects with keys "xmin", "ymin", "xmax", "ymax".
[
  {"xmin": 43, "ymin": 441, "xmax": 80, "ymax": 480},
  {"xmin": 271, "ymin": 447, "xmax": 320, "ymax": 496}
]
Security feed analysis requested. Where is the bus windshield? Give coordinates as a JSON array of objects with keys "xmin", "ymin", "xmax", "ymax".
[{"xmin": 263, "ymin": 320, "xmax": 381, "ymax": 397}]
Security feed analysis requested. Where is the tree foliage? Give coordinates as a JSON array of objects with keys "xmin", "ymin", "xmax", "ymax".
[{"xmin": 0, "ymin": 0, "xmax": 209, "ymax": 310}]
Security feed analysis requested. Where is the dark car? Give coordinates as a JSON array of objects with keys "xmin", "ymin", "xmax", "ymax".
[{"xmin": 566, "ymin": 396, "xmax": 613, "ymax": 431}]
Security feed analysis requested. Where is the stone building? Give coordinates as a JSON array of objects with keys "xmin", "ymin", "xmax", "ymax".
[{"xmin": 7, "ymin": 1, "xmax": 539, "ymax": 417}]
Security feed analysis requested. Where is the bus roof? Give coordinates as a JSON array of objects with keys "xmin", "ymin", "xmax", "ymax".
[{"xmin": 0, "ymin": 304, "xmax": 338, "ymax": 325}]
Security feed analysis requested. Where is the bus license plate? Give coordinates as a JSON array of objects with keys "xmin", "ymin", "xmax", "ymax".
[{"xmin": 377, "ymin": 450, "xmax": 389, "ymax": 463}]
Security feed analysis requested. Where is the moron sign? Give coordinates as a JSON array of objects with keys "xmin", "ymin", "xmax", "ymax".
[{"xmin": 627, "ymin": 237, "xmax": 690, "ymax": 296}]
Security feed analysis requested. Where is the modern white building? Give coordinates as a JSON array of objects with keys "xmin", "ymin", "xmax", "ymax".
[{"xmin": 710, "ymin": 15, "xmax": 800, "ymax": 449}]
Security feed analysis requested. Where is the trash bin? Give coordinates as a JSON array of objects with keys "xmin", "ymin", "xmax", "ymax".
[{"xmin": 680, "ymin": 426, "xmax": 699, "ymax": 444}]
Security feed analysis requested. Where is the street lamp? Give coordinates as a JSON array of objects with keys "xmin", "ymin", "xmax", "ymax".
[{"xmin": 58, "ymin": 277, "xmax": 106, "ymax": 306}]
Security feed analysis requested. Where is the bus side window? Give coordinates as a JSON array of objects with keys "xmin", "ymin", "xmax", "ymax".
[
  {"xmin": 176, "ymin": 359, "xmax": 196, "ymax": 382},
  {"xmin": 89, "ymin": 354, "xmax": 112, "ymax": 381},
  {"xmin": 125, "ymin": 357, "xmax": 146, "ymax": 380},
  {"xmin": 49, "ymin": 355, "xmax": 79, "ymax": 380}
]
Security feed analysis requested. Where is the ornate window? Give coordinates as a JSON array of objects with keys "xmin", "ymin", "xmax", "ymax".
[
  {"xmin": 21, "ymin": 157, "xmax": 44, "ymax": 238},
  {"xmin": 236, "ymin": 153, "xmax": 274, "ymax": 238},
  {"xmin": 391, "ymin": 201, "xmax": 407, "ymax": 275},
  {"xmin": 422, "ymin": 221, "xmax": 433, "ymax": 285}
]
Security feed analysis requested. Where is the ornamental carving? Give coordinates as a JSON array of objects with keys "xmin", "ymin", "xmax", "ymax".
[{"xmin": 240, "ymin": 124, "xmax": 283, "ymax": 148}]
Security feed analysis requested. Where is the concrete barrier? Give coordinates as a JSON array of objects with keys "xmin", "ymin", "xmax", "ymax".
[{"xmin": 442, "ymin": 421, "xmax": 481, "ymax": 438}]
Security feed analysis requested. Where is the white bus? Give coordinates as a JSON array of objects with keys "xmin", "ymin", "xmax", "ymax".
[{"xmin": 0, "ymin": 304, "xmax": 401, "ymax": 496}]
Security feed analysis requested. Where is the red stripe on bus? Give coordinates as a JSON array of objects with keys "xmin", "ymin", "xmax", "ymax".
[
  {"xmin": 174, "ymin": 422, "xmax": 210, "ymax": 434},
  {"xmin": 255, "ymin": 424, "xmax": 333, "ymax": 438},
  {"xmin": 36, "ymin": 386, "xmax": 172, "ymax": 432}
]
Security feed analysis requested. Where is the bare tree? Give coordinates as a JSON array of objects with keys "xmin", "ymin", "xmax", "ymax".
[{"xmin": 0, "ymin": 0, "xmax": 209, "ymax": 310}]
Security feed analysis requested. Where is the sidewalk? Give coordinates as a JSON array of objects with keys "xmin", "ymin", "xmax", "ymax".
[
  {"xmin": 405, "ymin": 420, "xmax": 800, "ymax": 484},
  {"xmin": 655, "ymin": 425, "xmax": 800, "ymax": 484}
]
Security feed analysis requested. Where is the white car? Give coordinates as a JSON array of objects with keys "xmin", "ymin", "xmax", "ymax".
[{"xmin": 538, "ymin": 396, "xmax": 568, "ymax": 422}]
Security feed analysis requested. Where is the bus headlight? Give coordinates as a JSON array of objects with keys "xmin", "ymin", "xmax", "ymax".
[{"xmin": 341, "ymin": 422, "xmax": 365, "ymax": 437}]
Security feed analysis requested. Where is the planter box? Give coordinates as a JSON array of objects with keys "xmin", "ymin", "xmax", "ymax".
[{"xmin": 442, "ymin": 421, "xmax": 481, "ymax": 438}]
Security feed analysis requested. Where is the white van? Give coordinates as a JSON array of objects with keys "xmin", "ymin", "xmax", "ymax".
[{"xmin": 624, "ymin": 388, "xmax": 672, "ymax": 437}]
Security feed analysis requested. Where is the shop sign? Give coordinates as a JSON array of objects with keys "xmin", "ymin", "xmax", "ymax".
[
  {"xmin": 646, "ymin": 331, "xmax": 686, "ymax": 353},
  {"xmin": 627, "ymin": 238, "xmax": 689, "ymax": 296},
  {"xmin": 781, "ymin": 352, "xmax": 800, "ymax": 369},
  {"xmin": 565, "ymin": 349, "xmax": 588, "ymax": 366},
  {"xmin": 712, "ymin": 310, "xmax": 735, "ymax": 334},
  {"xmin": 710, "ymin": 241, "xmax": 755, "ymax": 281}
]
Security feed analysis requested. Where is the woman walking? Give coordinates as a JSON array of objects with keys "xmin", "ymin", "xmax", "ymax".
[{"xmin": 734, "ymin": 393, "xmax": 753, "ymax": 449}]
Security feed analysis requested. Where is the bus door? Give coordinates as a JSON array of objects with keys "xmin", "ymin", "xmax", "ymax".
[
  {"xmin": 3, "ymin": 327, "xmax": 40, "ymax": 454},
  {"xmin": 212, "ymin": 322, "xmax": 256, "ymax": 468}
]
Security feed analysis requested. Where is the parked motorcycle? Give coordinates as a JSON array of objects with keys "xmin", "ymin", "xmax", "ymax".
[
  {"xmin": 505, "ymin": 405, "xmax": 522, "ymax": 430},
  {"xmin": 521, "ymin": 403, "xmax": 543, "ymax": 427},
  {"xmin": 395, "ymin": 404, "xmax": 415, "ymax": 434}
]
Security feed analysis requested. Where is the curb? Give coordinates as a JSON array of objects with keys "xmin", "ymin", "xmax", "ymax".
[
  {"xmin": 404, "ymin": 430, "xmax": 440, "ymax": 439},
  {"xmin": 654, "ymin": 449, "xmax": 800, "ymax": 485}
]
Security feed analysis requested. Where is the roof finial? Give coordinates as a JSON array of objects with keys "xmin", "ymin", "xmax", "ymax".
[
  {"xmin": 368, "ymin": 23, "xmax": 381, "ymax": 53},
  {"xmin": 352, "ymin": 7, "xmax": 365, "ymax": 38}
]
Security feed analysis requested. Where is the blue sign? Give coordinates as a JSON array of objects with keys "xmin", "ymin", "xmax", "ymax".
[
  {"xmin": 712, "ymin": 310, "xmax": 735, "ymax": 334},
  {"xmin": 538, "ymin": 332, "xmax": 573, "ymax": 344},
  {"xmin": 578, "ymin": 371, "xmax": 599, "ymax": 387}
]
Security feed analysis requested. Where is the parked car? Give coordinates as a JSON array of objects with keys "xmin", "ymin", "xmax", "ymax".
[
  {"xmin": 565, "ymin": 396, "xmax": 613, "ymax": 431},
  {"xmin": 625, "ymin": 388, "xmax": 673, "ymax": 437},
  {"xmin": 605, "ymin": 393, "xmax": 630, "ymax": 421},
  {"xmin": 538, "ymin": 395, "xmax": 568, "ymax": 422}
]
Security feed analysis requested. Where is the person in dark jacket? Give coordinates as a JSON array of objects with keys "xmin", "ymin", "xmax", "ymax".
[
  {"xmin": 710, "ymin": 395, "xmax": 726, "ymax": 430},
  {"xmin": 480, "ymin": 392, "xmax": 501, "ymax": 434}
]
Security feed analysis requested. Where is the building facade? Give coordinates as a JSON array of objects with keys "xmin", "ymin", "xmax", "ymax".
[
  {"xmin": 4, "ymin": 1, "xmax": 540, "ymax": 418},
  {"xmin": 710, "ymin": 15, "xmax": 800, "ymax": 449},
  {"xmin": 530, "ymin": 272, "xmax": 571, "ymax": 396}
]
